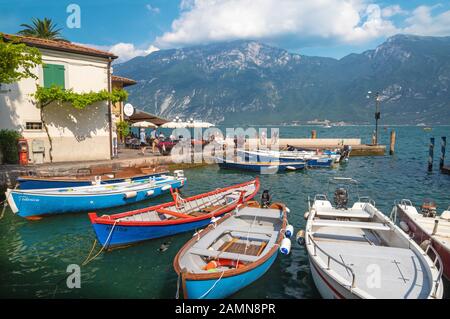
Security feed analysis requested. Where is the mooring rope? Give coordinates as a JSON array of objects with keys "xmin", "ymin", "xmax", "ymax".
[
  {"xmin": 198, "ymin": 270, "xmax": 225, "ymax": 299},
  {"xmin": 82, "ymin": 220, "xmax": 118, "ymax": 266},
  {"xmin": 0, "ymin": 200, "xmax": 8, "ymax": 220},
  {"xmin": 175, "ymin": 273, "xmax": 181, "ymax": 299}
]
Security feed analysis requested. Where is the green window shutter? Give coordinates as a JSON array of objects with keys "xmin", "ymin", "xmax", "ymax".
[{"xmin": 43, "ymin": 64, "xmax": 65, "ymax": 89}]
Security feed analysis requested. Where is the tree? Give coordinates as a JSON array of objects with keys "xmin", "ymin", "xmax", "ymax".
[
  {"xmin": 18, "ymin": 18, "xmax": 66, "ymax": 41},
  {"xmin": 0, "ymin": 34, "xmax": 42, "ymax": 84}
]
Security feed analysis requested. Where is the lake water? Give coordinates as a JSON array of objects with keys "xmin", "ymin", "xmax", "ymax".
[{"xmin": 1, "ymin": 125, "xmax": 449, "ymax": 298}]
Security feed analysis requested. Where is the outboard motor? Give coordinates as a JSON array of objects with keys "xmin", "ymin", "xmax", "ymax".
[
  {"xmin": 334, "ymin": 187, "xmax": 348, "ymax": 209},
  {"xmin": 421, "ymin": 199, "xmax": 437, "ymax": 218},
  {"xmin": 261, "ymin": 190, "xmax": 272, "ymax": 208}
]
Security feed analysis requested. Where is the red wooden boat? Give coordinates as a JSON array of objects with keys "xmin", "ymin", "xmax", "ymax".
[{"xmin": 395, "ymin": 200, "xmax": 450, "ymax": 280}]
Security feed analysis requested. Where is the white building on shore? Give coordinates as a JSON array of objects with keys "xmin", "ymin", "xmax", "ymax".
[{"xmin": 0, "ymin": 34, "xmax": 126, "ymax": 163}]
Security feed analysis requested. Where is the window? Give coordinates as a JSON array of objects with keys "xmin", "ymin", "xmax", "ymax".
[
  {"xmin": 43, "ymin": 64, "xmax": 65, "ymax": 89},
  {"xmin": 25, "ymin": 122, "xmax": 43, "ymax": 130}
]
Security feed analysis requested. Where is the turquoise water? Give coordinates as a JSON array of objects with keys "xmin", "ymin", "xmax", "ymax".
[{"xmin": 1, "ymin": 125, "xmax": 449, "ymax": 298}]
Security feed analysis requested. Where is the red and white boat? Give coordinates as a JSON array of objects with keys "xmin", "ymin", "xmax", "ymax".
[{"xmin": 394, "ymin": 199, "xmax": 450, "ymax": 280}]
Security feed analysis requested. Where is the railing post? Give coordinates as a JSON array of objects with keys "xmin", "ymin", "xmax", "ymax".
[
  {"xmin": 440, "ymin": 136, "xmax": 446, "ymax": 169},
  {"xmin": 428, "ymin": 137, "xmax": 435, "ymax": 172}
]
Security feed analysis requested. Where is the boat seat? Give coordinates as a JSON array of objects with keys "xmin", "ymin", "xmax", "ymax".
[
  {"xmin": 315, "ymin": 208, "xmax": 371, "ymax": 219},
  {"xmin": 312, "ymin": 219, "xmax": 390, "ymax": 231},
  {"xmin": 230, "ymin": 231, "xmax": 275, "ymax": 241},
  {"xmin": 236, "ymin": 207, "xmax": 282, "ymax": 219},
  {"xmin": 189, "ymin": 247, "xmax": 260, "ymax": 262}
]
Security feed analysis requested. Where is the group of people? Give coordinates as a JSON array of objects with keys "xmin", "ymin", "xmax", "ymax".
[{"xmin": 138, "ymin": 128, "xmax": 166, "ymax": 155}]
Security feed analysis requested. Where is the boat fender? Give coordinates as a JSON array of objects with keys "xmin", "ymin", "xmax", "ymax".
[
  {"xmin": 296, "ymin": 230, "xmax": 306, "ymax": 246},
  {"xmin": 399, "ymin": 221, "xmax": 409, "ymax": 233},
  {"xmin": 304, "ymin": 212, "xmax": 309, "ymax": 220},
  {"xmin": 285, "ymin": 225, "xmax": 294, "ymax": 238},
  {"xmin": 161, "ymin": 185, "xmax": 171, "ymax": 191},
  {"xmin": 286, "ymin": 166, "xmax": 296, "ymax": 171},
  {"xmin": 280, "ymin": 238, "xmax": 291, "ymax": 255},
  {"xmin": 146, "ymin": 190, "xmax": 155, "ymax": 197},
  {"xmin": 124, "ymin": 191, "xmax": 137, "ymax": 199},
  {"xmin": 285, "ymin": 207, "xmax": 291, "ymax": 213},
  {"xmin": 420, "ymin": 240, "xmax": 431, "ymax": 252}
]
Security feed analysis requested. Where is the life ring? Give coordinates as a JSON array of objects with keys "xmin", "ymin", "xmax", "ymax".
[{"xmin": 203, "ymin": 259, "xmax": 244, "ymax": 271}]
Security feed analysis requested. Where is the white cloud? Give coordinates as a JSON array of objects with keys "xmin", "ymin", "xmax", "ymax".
[
  {"xmin": 146, "ymin": 4, "xmax": 161, "ymax": 14},
  {"xmin": 402, "ymin": 5, "xmax": 450, "ymax": 36},
  {"xmin": 155, "ymin": 0, "xmax": 400, "ymax": 48},
  {"xmin": 78, "ymin": 42, "xmax": 159, "ymax": 63},
  {"xmin": 381, "ymin": 5, "xmax": 406, "ymax": 18},
  {"xmin": 109, "ymin": 43, "xmax": 160, "ymax": 63}
]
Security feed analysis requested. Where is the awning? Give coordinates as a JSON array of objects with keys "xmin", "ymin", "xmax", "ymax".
[{"xmin": 125, "ymin": 109, "xmax": 169, "ymax": 126}]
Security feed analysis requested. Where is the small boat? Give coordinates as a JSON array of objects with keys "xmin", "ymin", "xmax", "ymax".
[
  {"xmin": 88, "ymin": 178, "xmax": 259, "ymax": 248},
  {"xmin": 393, "ymin": 199, "xmax": 450, "ymax": 280},
  {"xmin": 6, "ymin": 171, "xmax": 186, "ymax": 219},
  {"xmin": 174, "ymin": 200, "xmax": 289, "ymax": 299},
  {"xmin": 304, "ymin": 177, "xmax": 443, "ymax": 299},
  {"xmin": 17, "ymin": 166, "xmax": 169, "ymax": 189},
  {"xmin": 237, "ymin": 149, "xmax": 333, "ymax": 168},
  {"xmin": 217, "ymin": 158, "xmax": 306, "ymax": 173}
]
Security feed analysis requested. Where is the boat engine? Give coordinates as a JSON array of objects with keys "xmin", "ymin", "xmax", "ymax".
[
  {"xmin": 261, "ymin": 190, "xmax": 272, "ymax": 208},
  {"xmin": 421, "ymin": 199, "xmax": 437, "ymax": 218},
  {"xmin": 334, "ymin": 187, "xmax": 348, "ymax": 209}
]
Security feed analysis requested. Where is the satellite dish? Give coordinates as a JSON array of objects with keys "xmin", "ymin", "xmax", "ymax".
[{"xmin": 124, "ymin": 103, "xmax": 134, "ymax": 117}]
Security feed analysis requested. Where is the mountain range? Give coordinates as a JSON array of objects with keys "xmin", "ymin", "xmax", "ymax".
[{"xmin": 114, "ymin": 34, "xmax": 450, "ymax": 125}]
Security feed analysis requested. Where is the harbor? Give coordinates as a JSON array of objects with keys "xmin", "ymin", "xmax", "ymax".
[{"xmin": 1, "ymin": 125, "xmax": 449, "ymax": 299}]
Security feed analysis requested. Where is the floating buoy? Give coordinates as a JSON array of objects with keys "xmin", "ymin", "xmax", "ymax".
[
  {"xmin": 280, "ymin": 238, "xmax": 291, "ymax": 255},
  {"xmin": 285, "ymin": 225, "xmax": 294, "ymax": 238},
  {"xmin": 124, "ymin": 191, "xmax": 137, "ymax": 199},
  {"xmin": 296, "ymin": 229, "xmax": 305, "ymax": 246},
  {"xmin": 304, "ymin": 212, "xmax": 309, "ymax": 220},
  {"xmin": 399, "ymin": 221, "xmax": 409, "ymax": 233}
]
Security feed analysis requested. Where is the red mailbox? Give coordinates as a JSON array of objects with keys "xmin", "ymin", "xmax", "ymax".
[{"xmin": 17, "ymin": 138, "xmax": 28, "ymax": 165}]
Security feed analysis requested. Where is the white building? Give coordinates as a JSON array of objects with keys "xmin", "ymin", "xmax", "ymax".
[{"xmin": 0, "ymin": 34, "xmax": 120, "ymax": 163}]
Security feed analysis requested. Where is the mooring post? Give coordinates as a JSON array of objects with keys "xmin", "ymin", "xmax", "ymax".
[
  {"xmin": 311, "ymin": 130, "xmax": 317, "ymax": 139},
  {"xmin": 428, "ymin": 137, "xmax": 435, "ymax": 172},
  {"xmin": 389, "ymin": 130, "xmax": 396, "ymax": 155},
  {"xmin": 440, "ymin": 136, "xmax": 447, "ymax": 169}
]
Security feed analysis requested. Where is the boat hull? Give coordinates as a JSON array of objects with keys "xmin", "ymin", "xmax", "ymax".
[
  {"xmin": 183, "ymin": 252, "xmax": 278, "ymax": 299},
  {"xmin": 17, "ymin": 172, "xmax": 166, "ymax": 190},
  {"xmin": 8, "ymin": 179, "xmax": 184, "ymax": 218},
  {"xmin": 217, "ymin": 160, "xmax": 305, "ymax": 173},
  {"xmin": 397, "ymin": 206, "xmax": 450, "ymax": 280},
  {"xmin": 90, "ymin": 215, "xmax": 218, "ymax": 248},
  {"xmin": 237, "ymin": 150, "xmax": 333, "ymax": 167}
]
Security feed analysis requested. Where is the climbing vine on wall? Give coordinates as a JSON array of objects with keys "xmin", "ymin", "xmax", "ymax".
[{"xmin": 32, "ymin": 85, "xmax": 128, "ymax": 162}]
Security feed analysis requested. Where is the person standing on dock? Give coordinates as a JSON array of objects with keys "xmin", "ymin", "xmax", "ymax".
[
  {"xmin": 150, "ymin": 128, "xmax": 157, "ymax": 153},
  {"xmin": 139, "ymin": 128, "xmax": 148, "ymax": 155}
]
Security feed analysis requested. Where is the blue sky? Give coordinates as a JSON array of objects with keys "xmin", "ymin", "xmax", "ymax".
[{"xmin": 1, "ymin": 0, "xmax": 449, "ymax": 62}]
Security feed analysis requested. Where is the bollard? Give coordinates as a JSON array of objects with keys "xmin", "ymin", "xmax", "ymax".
[
  {"xmin": 311, "ymin": 130, "xmax": 317, "ymax": 139},
  {"xmin": 440, "ymin": 136, "xmax": 447, "ymax": 169},
  {"xmin": 428, "ymin": 137, "xmax": 435, "ymax": 172},
  {"xmin": 389, "ymin": 130, "xmax": 396, "ymax": 155}
]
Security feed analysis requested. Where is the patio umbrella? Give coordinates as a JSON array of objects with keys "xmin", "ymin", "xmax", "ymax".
[{"xmin": 131, "ymin": 121, "xmax": 157, "ymax": 128}]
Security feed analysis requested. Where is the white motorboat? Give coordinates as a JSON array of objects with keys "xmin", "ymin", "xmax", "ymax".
[{"xmin": 304, "ymin": 178, "xmax": 444, "ymax": 299}]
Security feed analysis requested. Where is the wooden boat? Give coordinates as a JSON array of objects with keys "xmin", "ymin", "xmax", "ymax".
[
  {"xmin": 17, "ymin": 166, "xmax": 169, "ymax": 189},
  {"xmin": 6, "ymin": 171, "xmax": 186, "ymax": 219},
  {"xmin": 394, "ymin": 199, "xmax": 450, "ymax": 280},
  {"xmin": 174, "ymin": 201, "xmax": 288, "ymax": 299},
  {"xmin": 88, "ymin": 178, "xmax": 259, "ymax": 248},
  {"xmin": 216, "ymin": 158, "xmax": 305, "ymax": 173},
  {"xmin": 237, "ymin": 149, "xmax": 334, "ymax": 167},
  {"xmin": 304, "ymin": 178, "xmax": 443, "ymax": 299}
]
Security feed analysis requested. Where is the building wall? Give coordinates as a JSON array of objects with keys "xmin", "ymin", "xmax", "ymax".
[{"xmin": 0, "ymin": 49, "xmax": 112, "ymax": 163}]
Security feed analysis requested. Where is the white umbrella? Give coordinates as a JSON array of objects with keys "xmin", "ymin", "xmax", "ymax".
[
  {"xmin": 161, "ymin": 121, "xmax": 186, "ymax": 128},
  {"xmin": 131, "ymin": 121, "xmax": 157, "ymax": 128},
  {"xmin": 189, "ymin": 121, "xmax": 214, "ymax": 128}
]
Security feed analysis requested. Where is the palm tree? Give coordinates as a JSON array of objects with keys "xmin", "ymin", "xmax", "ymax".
[{"xmin": 18, "ymin": 18, "xmax": 67, "ymax": 41}]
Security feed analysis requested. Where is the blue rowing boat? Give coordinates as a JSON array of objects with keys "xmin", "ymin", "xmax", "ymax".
[
  {"xmin": 237, "ymin": 149, "xmax": 333, "ymax": 168},
  {"xmin": 173, "ymin": 201, "xmax": 289, "ymax": 299},
  {"xmin": 88, "ymin": 178, "xmax": 259, "ymax": 248},
  {"xmin": 16, "ymin": 170, "xmax": 168, "ymax": 189},
  {"xmin": 216, "ymin": 158, "xmax": 305, "ymax": 173},
  {"xmin": 6, "ymin": 171, "xmax": 186, "ymax": 219}
]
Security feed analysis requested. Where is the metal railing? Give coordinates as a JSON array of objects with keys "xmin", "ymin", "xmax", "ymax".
[
  {"xmin": 424, "ymin": 244, "xmax": 444, "ymax": 298},
  {"xmin": 307, "ymin": 233, "xmax": 356, "ymax": 289},
  {"xmin": 358, "ymin": 196, "xmax": 376, "ymax": 207}
]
